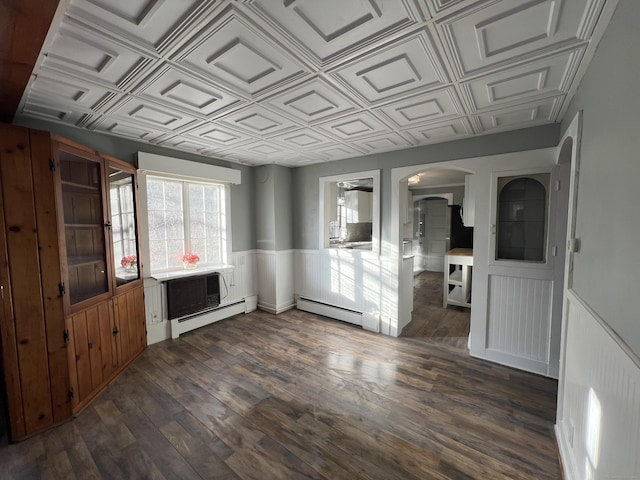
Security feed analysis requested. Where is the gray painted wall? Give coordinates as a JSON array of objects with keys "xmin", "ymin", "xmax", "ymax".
[
  {"xmin": 14, "ymin": 118, "xmax": 256, "ymax": 252},
  {"xmin": 292, "ymin": 124, "xmax": 560, "ymax": 250},
  {"xmin": 561, "ymin": 0, "xmax": 640, "ymax": 355},
  {"xmin": 254, "ymin": 164, "xmax": 293, "ymax": 251}
]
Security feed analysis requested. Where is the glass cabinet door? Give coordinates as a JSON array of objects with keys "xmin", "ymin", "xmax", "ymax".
[
  {"xmin": 108, "ymin": 165, "xmax": 140, "ymax": 287},
  {"xmin": 58, "ymin": 149, "xmax": 110, "ymax": 305}
]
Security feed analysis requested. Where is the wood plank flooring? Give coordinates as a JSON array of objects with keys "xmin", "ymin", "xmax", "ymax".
[
  {"xmin": 402, "ymin": 271, "xmax": 471, "ymax": 349},
  {"xmin": 0, "ymin": 308, "xmax": 560, "ymax": 479}
]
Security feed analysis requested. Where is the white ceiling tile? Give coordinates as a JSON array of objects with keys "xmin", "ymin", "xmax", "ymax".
[
  {"xmin": 183, "ymin": 122, "xmax": 256, "ymax": 149},
  {"xmin": 316, "ymin": 111, "xmax": 391, "ymax": 142},
  {"xmin": 90, "ymin": 116, "xmax": 166, "ymax": 143},
  {"xmin": 247, "ymin": 0, "xmax": 425, "ymax": 67},
  {"xmin": 17, "ymin": 0, "xmax": 615, "ymax": 165},
  {"xmin": 172, "ymin": 7, "xmax": 310, "ymax": 98},
  {"xmin": 262, "ymin": 76, "xmax": 361, "ymax": 124},
  {"xmin": 374, "ymin": 87, "xmax": 464, "ymax": 128},
  {"xmin": 473, "ymin": 96, "xmax": 565, "ymax": 133},
  {"xmin": 218, "ymin": 105, "xmax": 302, "ymax": 137},
  {"xmin": 107, "ymin": 96, "xmax": 199, "ymax": 132},
  {"xmin": 348, "ymin": 132, "xmax": 415, "ymax": 154},
  {"xmin": 330, "ymin": 29, "xmax": 449, "ymax": 105},
  {"xmin": 28, "ymin": 68, "xmax": 117, "ymax": 112},
  {"xmin": 133, "ymin": 64, "xmax": 246, "ymax": 117},
  {"xmin": 403, "ymin": 118, "xmax": 473, "ymax": 144},
  {"xmin": 42, "ymin": 17, "xmax": 152, "ymax": 89},
  {"xmin": 269, "ymin": 128, "xmax": 339, "ymax": 151},
  {"xmin": 460, "ymin": 47, "xmax": 585, "ymax": 112},
  {"xmin": 438, "ymin": 0, "xmax": 606, "ymax": 77},
  {"xmin": 66, "ymin": 0, "xmax": 213, "ymax": 54}
]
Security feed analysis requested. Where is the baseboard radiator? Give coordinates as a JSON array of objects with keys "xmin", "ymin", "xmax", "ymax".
[
  {"xmin": 170, "ymin": 295, "xmax": 258, "ymax": 339},
  {"xmin": 296, "ymin": 297, "xmax": 363, "ymax": 327}
]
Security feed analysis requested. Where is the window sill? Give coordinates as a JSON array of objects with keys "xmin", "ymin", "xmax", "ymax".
[{"xmin": 150, "ymin": 263, "xmax": 234, "ymax": 281}]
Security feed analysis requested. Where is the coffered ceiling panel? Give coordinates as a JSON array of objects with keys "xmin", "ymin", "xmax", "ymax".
[
  {"xmin": 247, "ymin": 0, "xmax": 426, "ymax": 67},
  {"xmin": 330, "ymin": 29, "xmax": 449, "ymax": 105},
  {"xmin": 15, "ymin": 0, "xmax": 617, "ymax": 166},
  {"xmin": 375, "ymin": 87, "xmax": 464, "ymax": 128},
  {"xmin": 438, "ymin": 0, "xmax": 606, "ymax": 77},
  {"xmin": 404, "ymin": 118, "xmax": 474, "ymax": 144},
  {"xmin": 317, "ymin": 111, "xmax": 391, "ymax": 142},
  {"xmin": 183, "ymin": 122, "xmax": 255, "ymax": 150},
  {"xmin": 42, "ymin": 17, "xmax": 152, "ymax": 90},
  {"xmin": 107, "ymin": 96, "xmax": 200, "ymax": 133},
  {"xmin": 473, "ymin": 96, "xmax": 564, "ymax": 133},
  {"xmin": 66, "ymin": 0, "xmax": 214, "ymax": 54},
  {"xmin": 459, "ymin": 46, "xmax": 585, "ymax": 112},
  {"xmin": 263, "ymin": 76, "xmax": 361, "ymax": 125},
  {"xmin": 172, "ymin": 7, "xmax": 309, "ymax": 98},
  {"xmin": 133, "ymin": 65, "xmax": 245, "ymax": 118},
  {"xmin": 218, "ymin": 104, "xmax": 302, "ymax": 137}
]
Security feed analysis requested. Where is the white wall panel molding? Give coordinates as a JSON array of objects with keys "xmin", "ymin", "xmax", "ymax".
[
  {"xmin": 330, "ymin": 29, "xmax": 449, "ymax": 106},
  {"xmin": 436, "ymin": 0, "xmax": 606, "ymax": 78},
  {"xmin": 172, "ymin": 6, "xmax": 310, "ymax": 98},
  {"xmin": 293, "ymin": 249, "xmax": 387, "ymax": 333},
  {"xmin": 556, "ymin": 290, "xmax": 640, "ymax": 480},
  {"xmin": 486, "ymin": 274, "xmax": 552, "ymax": 370},
  {"xmin": 256, "ymin": 249, "xmax": 295, "ymax": 314},
  {"xmin": 459, "ymin": 46, "xmax": 586, "ymax": 114},
  {"xmin": 246, "ymin": 0, "xmax": 426, "ymax": 68}
]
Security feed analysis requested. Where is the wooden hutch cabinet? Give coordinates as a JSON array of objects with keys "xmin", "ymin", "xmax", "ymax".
[{"xmin": 0, "ymin": 124, "xmax": 146, "ymax": 441}]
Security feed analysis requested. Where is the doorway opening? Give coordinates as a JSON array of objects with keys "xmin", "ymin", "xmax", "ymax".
[{"xmin": 400, "ymin": 168, "xmax": 473, "ymax": 349}]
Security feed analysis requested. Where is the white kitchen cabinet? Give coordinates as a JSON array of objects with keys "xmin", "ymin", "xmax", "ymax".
[{"xmin": 443, "ymin": 248, "xmax": 473, "ymax": 309}]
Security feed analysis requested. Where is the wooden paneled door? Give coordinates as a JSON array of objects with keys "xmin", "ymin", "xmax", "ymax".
[{"xmin": 0, "ymin": 124, "xmax": 71, "ymax": 440}]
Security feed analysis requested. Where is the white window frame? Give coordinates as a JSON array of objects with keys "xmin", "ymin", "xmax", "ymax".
[{"xmin": 138, "ymin": 152, "xmax": 241, "ymax": 278}]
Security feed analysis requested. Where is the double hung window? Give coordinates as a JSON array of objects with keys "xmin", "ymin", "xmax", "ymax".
[{"xmin": 146, "ymin": 176, "xmax": 227, "ymax": 272}]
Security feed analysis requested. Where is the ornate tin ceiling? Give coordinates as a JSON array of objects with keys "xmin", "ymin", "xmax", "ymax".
[{"xmin": 16, "ymin": 0, "xmax": 613, "ymax": 166}]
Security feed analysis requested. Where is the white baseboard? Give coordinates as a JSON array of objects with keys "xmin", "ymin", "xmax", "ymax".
[
  {"xmin": 170, "ymin": 301, "xmax": 247, "ymax": 339},
  {"xmin": 258, "ymin": 301, "xmax": 295, "ymax": 315}
]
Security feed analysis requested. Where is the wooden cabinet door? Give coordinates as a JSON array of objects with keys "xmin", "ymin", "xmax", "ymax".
[
  {"xmin": 113, "ymin": 285, "xmax": 146, "ymax": 367},
  {"xmin": 68, "ymin": 299, "xmax": 118, "ymax": 409}
]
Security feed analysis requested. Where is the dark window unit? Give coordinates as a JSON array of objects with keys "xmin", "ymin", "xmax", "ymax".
[{"xmin": 166, "ymin": 273, "xmax": 220, "ymax": 320}]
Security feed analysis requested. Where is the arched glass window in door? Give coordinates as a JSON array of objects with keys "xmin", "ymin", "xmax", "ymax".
[{"xmin": 496, "ymin": 174, "xmax": 549, "ymax": 262}]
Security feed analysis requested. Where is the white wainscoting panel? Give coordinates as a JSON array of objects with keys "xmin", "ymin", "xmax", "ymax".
[
  {"xmin": 485, "ymin": 274, "xmax": 552, "ymax": 374},
  {"xmin": 294, "ymin": 250, "xmax": 386, "ymax": 334},
  {"xmin": 256, "ymin": 250, "xmax": 295, "ymax": 314},
  {"xmin": 145, "ymin": 250, "xmax": 257, "ymax": 344},
  {"xmin": 556, "ymin": 290, "xmax": 640, "ymax": 480}
]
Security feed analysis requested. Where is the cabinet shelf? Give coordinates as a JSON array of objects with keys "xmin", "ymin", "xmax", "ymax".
[
  {"xmin": 67, "ymin": 256, "xmax": 105, "ymax": 267},
  {"xmin": 443, "ymin": 248, "xmax": 473, "ymax": 309},
  {"xmin": 61, "ymin": 180, "xmax": 99, "ymax": 191},
  {"xmin": 65, "ymin": 223, "xmax": 103, "ymax": 229},
  {"xmin": 448, "ymin": 269, "xmax": 463, "ymax": 285}
]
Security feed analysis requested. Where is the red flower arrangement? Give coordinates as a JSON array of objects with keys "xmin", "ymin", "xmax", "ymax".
[
  {"xmin": 182, "ymin": 253, "xmax": 200, "ymax": 266},
  {"xmin": 120, "ymin": 255, "xmax": 137, "ymax": 269}
]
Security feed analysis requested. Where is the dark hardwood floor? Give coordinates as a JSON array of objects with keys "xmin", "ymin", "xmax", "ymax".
[
  {"xmin": 0, "ymin": 308, "xmax": 560, "ymax": 479},
  {"xmin": 402, "ymin": 271, "xmax": 471, "ymax": 349}
]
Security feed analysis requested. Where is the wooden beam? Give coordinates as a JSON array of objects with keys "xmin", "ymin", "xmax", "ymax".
[{"xmin": 0, "ymin": 0, "xmax": 60, "ymax": 122}]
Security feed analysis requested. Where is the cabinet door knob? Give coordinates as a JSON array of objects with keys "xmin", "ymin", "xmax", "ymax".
[{"xmin": 112, "ymin": 327, "xmax": 119, "ymax": 335}]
